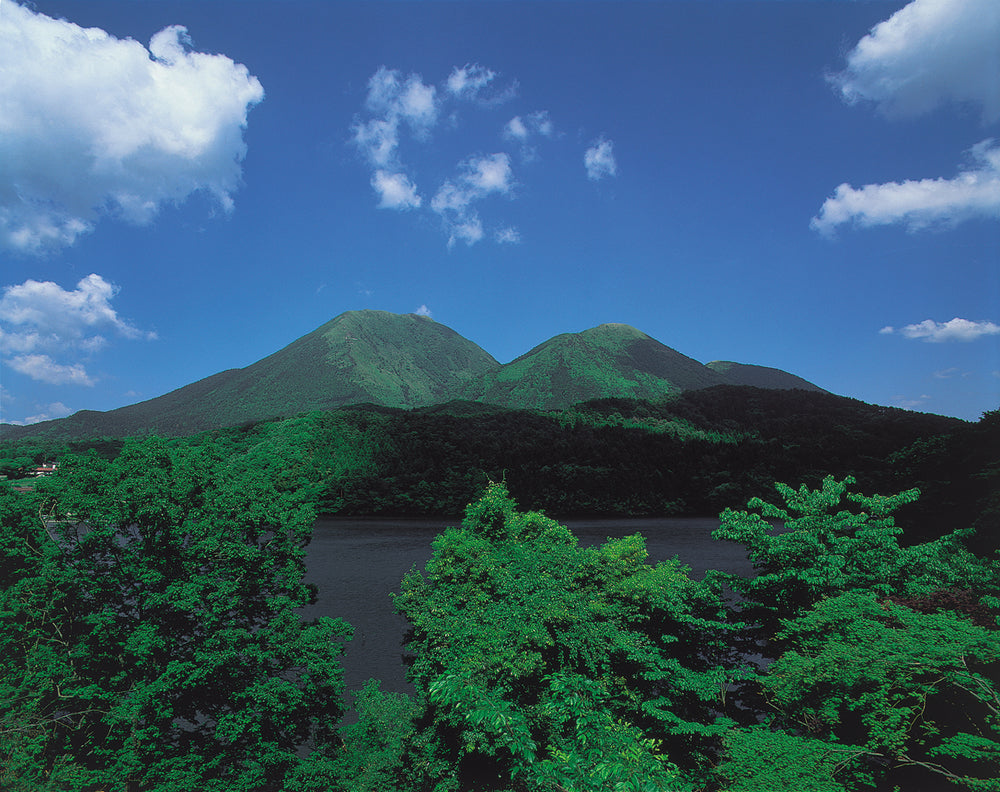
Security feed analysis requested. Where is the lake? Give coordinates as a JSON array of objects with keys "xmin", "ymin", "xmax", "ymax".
[{"xmin": 301, "ymin": 516, "xmax": 755, "ymax": 694}]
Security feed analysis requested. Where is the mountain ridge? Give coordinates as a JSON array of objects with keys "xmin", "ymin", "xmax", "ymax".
[{"xmin": 1, "ymin": 310, "xmax": 828, "ymax": 439}]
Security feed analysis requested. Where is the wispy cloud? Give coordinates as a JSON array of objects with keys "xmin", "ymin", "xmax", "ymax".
[
  {"xmin": 830, "ymin": 0, "xmax": 1000, "ymax": 122},
  {"xmin": 0, "ymin": 3, "xmax": 264, "ymax": 254},
  {"xmin": 372, "ymin": 170, "xmax": 422, "ymax": 210},
  {"xmin": 504, "ymin": 111, "xmax": 554, "ymax": 141},
  {"xmin": 432, "ymin": 154, "xmax": 514, "ymax": 247},
  {"xmin": 0, "ymin": 273, "xmax": 155, "ymax": 385},
  {"xmin": 880, "ymin": 317, "xmax": 1000, "ymax": 342},
  {"xmin": 495, "ymin": 226, "xmax": 521, "ymax": 244},
  {"xmin": 892, "ymin": 394, "xmax": 932, "ymax": 411},
  {"xmin": 353, "ymin": 64, "xmax": 526, "ymax": 247},
  {"xmin": 932, "ymin": 367, "xmax": 971, "ymax": 379},
  {"xmin": 447, "ymin": 64, "xmax": 496, "ymax": 100},
  {"xmin": 812, "ymin": 140, "xmax": 1000, "ymax": 234},
  {"xmin": 352, "ymin": 67, "xmax": 439, "ymax": 172},
  {"xmin": 5, "ymin": 400, "xmax": 74, "ymax": 426},
  {"xmin": 7, "ymin": 356, "xmax": 94, "ymax": 387},
  {"xmin": 585, "ymin": 138, "xmax": 618, "ymax": 181}
]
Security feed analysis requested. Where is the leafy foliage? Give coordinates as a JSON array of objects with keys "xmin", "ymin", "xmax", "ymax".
[
  {"xmin": 763, "ymin": 591, "xmax": 1000, "ymax": 790},
  {"xmin": 713, "ymin": 475, "xmax": 1000, "ymax": 791},
  {"xmin": 392, "ymin": 483, "xmax": 729, "ymax": 791},
  {"xmin": 0, "ymin": 437, "xmax": 351, "ymax": 791}
]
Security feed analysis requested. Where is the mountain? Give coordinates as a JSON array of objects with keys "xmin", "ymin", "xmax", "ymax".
[
  {"xmin": 460, "ymin": 323, "xmax": 728, "ymax": 411},
  {"xmin": 706, "ymin": 361, "xmax": 826, "ymax": 393},
  {"xmin": 2, "ymin": 312, "xmax": 832, "ymax": 440},
  {"xmin": 2, "ymin": 311, "xmax": 498, "ymax": 438}
]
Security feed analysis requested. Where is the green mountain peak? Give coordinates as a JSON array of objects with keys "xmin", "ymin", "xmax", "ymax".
[{"xmin": 1, "ymin": 311, "xmax": 831, "ymax": 439}]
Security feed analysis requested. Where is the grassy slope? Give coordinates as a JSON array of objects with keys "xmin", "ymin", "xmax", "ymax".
[
  {"xmin": 707, "ymin": 361, "xmax": 827, "ymax": 393},
  {"xmin": 3, "ymin": 311, "xmax": 499, "ymax": 439},
  {"xmin": 461, "ymin": 323, "xmax": 728, "ymax": 410}
]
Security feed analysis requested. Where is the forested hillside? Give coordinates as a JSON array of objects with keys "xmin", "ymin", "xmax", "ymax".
[
  {"xmin": 3, "ymin": 456, "xmax": 997, "ymax": 791},
  {"xmin": 0, "ymin": 311, "xmax": 827, "ymax": 441},
  {"xmin": 3, "ymin": 387, "xmax": 997, "ymax": 790},
  {"xmin": 2, "ymin": 387, "xmax": 978, "ymax": 538}
]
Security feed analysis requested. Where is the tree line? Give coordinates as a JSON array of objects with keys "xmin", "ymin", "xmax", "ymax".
[
  {"xmin": 4, "ymin": 388, "xmax": 993, "ymax": 543},
  {"xmin": 1, "ymin": 395, "xmax": 997, "ymax": 789}
]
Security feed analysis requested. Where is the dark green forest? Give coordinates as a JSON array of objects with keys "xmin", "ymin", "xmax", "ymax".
[{"xmin": 1, "ymin": 391, "xmax": 998, "ymax": 790}]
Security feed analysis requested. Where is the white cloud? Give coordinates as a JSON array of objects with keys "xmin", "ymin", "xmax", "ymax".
[
  {"xmin": 415, "ymin": 304, "xmax": 433, "ymax": 318},
  {"xmin": 504, "ymin": 111, "xmax": 553, "ymax": 141},
  {"xmin": 8, "ymin": 355, "xmax": 94, "ymax": 387},
  {"xmin": 933, "ymin": 367, "xmax": 970, "ymax": 379},
  {"xmin": 892, "ymin": 394, "xmax": 932, "ymax": 410},
  {"xmin": 0, "ymin": 3, "xmax": 264, "ymax": 254},
  {"xmin": 448, "ymin": 218, "xmax": 485, "ymax": 248},
  {"xmin": 495, "ymin": 226, "xmax": 521, "ymax": 244},
  {"xmin": 464, "ymin": 153, "xmax": 514, "ymax": 193},
  {"xmin": 353, "ymin": 118, "xmax": 400, "ymax": 169},
  {"xmin": 811, "ymin": 140, "xmax": 1000, "ymax": 234},
  {"xmin": 831, "ymin": 0, "xmax": 1000, "ymax": 121},
  {"xmin": 585, "ymin": 138, "xmax": 617, "ymax": 180},
  {"xmin": 504, "ymin": 117, "xmax": 529, "ymax": 141},
  {"xmin": 15, "ymin": 401, "xmax": 74, "ymax": 426},
  {"xmin": 353, "ymin": 67, "xmax": 437, "ymax": 170},
  {"xmin": 431, "ymin": 154, "xmax": 514, "ymax": 247},
  {"xmin": 371, "ymin": 171, "xmax": 422, "ymax": 210},
  {"xmin": 881, "ymin": 317, "xmax": 1000, "ymax": 342},
  {"xmin": 365, "ymin": 67, "xmax": 438, "ymax": 130},
  {"xmin": 0, "ymin": 273, "xmax": 154, "ymax": 385},
  {"xmin": 351, "ymin": 64, "xmax": 524, "ymax": 248},
  {"xmin": 447, "ymin": 64, "xmax": 496, "ymax": 99}
]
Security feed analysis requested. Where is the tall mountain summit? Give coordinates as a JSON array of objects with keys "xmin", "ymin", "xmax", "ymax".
[{"xmin": 1, "ymin": 311, "xmax": 826, "ymax": 438}]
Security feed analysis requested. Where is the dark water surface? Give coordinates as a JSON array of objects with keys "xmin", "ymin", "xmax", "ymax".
[{"xmin": 302, "ymin": 516, "xmax": 754, "ymax": 694}]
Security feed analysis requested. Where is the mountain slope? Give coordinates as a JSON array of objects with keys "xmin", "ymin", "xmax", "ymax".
[
  {"xmin": 1, "ymin": 313, "xmax": 844, "ymax": 440},
  {"xmin": 707, "ymin": 361, "xmax": 827, "ymax": 393},
  {"xmin": 6, "ymin": 311, "xmax": 498, "ymax": 438},
  {"xmin": 461, "ymin": 323, "xmax": 728, "ymax": 411}
]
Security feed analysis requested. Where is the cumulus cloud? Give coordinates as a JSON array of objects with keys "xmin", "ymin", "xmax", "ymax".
[
  {"xmin": 831, "ymin": 0, "xmax": 1000, "ymax": 121},
  {"xmin": 811, "ymin": 140, "xmax": 1000, "ymax": 234},
  {"xmin": 351, "ymin": 64, "xmax": 525, "ymax": 247},
  {"xmin": 0, "ymin": 3, "xmax": 264, "ymax": 254},
  {"xmin": 365, "ymin": 67, "xmax": 438, "ymax": 131},
  {"xmin": 414, "ymin": 304, "xmax": 433, "ymax": 318},
  {"xmin": 447, "ymin": 64, "xmax": 496, "ymax": 99},
  {"xmin": 448, "ymin": 218, "xmax": 485, "ymax": 247},
  {"xmin": 0, "ymin": 273, "xmax": 154, "ymax": 385},
  {"xmin": 504, "ymin": 111, "xmax": 554, "ymax": 141},
  {"xmin": 371, "ymin": 171, "xmax": 422, "ymax": 210},
  {"xmin": 353, "ymin": 67, "xmax": 438, "ymax": 171},
  {"xmin": 431, "ymin": 154, "xmax": 514, "ymax": 247},
  {"xmin": 7, "ymin": 356, "xmax": 94, "ymax": 387},
  {"xmin": 880, "ymin": 317, "xmax": 1000, "ymax": 342},
  {"xmin": 585, "ymin": 138, "xmax": 617, "ymax": 180}
]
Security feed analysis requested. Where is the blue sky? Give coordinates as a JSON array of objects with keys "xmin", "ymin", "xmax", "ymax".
[{"xmin": 1, "ymin": 0, "xmax": 998, "ymax": 425}]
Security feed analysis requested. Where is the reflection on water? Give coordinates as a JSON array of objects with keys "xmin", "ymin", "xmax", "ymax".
[{"xmin": 301, "ymin": 516, "xmax": 753, "ymax": 694}]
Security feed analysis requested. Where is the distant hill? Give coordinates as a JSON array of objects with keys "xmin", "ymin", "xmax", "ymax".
[
  {"xmin": 461, "ymin": 324, "xmax": 728, "ymax": 410},
  {"xmin": 706, "ymin": 361, "xmax": 826, "ymax": 393},
  {"xmin": 2, "ymin": 311, "xmax": 835, "ymax": 440},
  {"xmin": 1, "ymin": 311, "xmax": 498, "ymax": 438}
]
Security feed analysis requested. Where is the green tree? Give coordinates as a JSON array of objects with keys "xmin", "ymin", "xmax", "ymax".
[
  {"xmin": 712, "ymin": 476, "xmax": 1000, "ymax": 791},
  {"xmin": 392, "ymin": 483, "xmax": 729, "ymax": 791},
  {"xmin": 713, "ymin": 475, "xmax": 990, "ymax": 644},
  {"xmin": 757, "ymin": 590, "xmax": 1000, "ymax": 790},
  {"xmin": 0, "ymin": 437, "xmax": 350, "ymax": 791}
]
